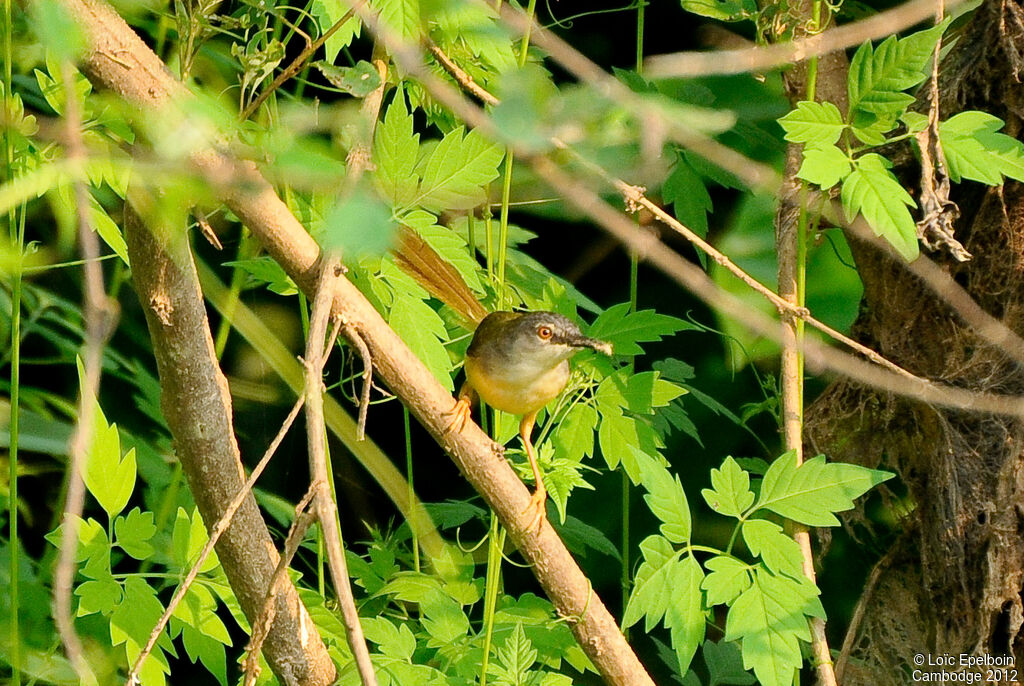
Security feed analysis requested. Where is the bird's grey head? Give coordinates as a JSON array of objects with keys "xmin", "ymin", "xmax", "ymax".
[{"xmin": 508, "ymin": 311, "xmax": 614, "ymax": 363}]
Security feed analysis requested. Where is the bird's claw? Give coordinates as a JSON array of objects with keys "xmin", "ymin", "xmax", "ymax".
[
  {"xmin": 445, "ymin": 396, "xmax": 472, "ymax": 434},
  {"xmin": 522, "ymin": 487, "xmax": 547, "ymax": 533}
]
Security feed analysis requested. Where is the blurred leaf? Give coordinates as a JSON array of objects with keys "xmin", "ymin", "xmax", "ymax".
[
  {"xmin": 315, "ymin": 60, "xmax": 382, "ymax": 97},
  {"xmin": 321, "ymin": 190, "xmax": 396, "ymax": 257},
  {"xmin": 224, "ymin": 256, "xmax": 298, "ymax": 296}
]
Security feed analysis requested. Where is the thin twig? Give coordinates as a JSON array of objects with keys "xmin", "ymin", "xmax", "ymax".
[
  {"xmin": 427, "ymin": 41, "xmax": 499, "ymax": 106},
  {"xmin": 345, "ymin": 324, "xmax": 373, "ymax": 440},
  {"xmin": 239, "ymin": 3, "xmax": 362, "ymax": 121},
  {"xmin": 304, "ymin": 257, "xmax": 378, "ymax": 686},
  {"xmin": 643, "ymin": 0, "xmax": 967, "ymax": 78},
  {"xmin": 243, "ymin": 483, "xmax": 321, "ymax": 685},
  {"xmin": 126, "ymin": 394, "xmax": 307, "ymax": 685},
  {"xmin": 53, "ymin": 60, "xmax": 113, "ymax": 684}
]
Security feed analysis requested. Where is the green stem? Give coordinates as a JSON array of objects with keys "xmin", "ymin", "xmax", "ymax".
[
  {"xmin": 5, "ymin": 0, "xmax": 21, "ymax": 673},
  {"xmin": 404, "ymin": 407, "xmax": 419, "ymax": 573},
  {"xmin": 479, "ymin": 513, "xmax": 505, "ymax": 686}
]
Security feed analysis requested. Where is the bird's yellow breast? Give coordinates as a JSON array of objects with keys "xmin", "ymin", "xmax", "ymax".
[{"xmin": 465, "ymin": 354, "xmax": 570, "ymax": 416}]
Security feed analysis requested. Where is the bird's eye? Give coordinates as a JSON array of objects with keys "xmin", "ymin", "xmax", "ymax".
[{"xmin": 537, "ymin": 325, "xmax": 553, "ymax": 340}]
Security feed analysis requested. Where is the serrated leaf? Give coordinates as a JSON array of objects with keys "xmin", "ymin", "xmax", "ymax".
[
  {"xmin": 311, "ymin": 0, "xmax": 361, "ymax": 63},
  {"xmin": 374, "ymin": 94, "xmax": 420, "ymax": 207},
  {"xmin": 75, "ymin": 576, "xmax": 122, "ymax": 616},
  {"xmin": 680, "ymin": 0, "xmax": 756, "ymax": 21},
  {"xmin": 597, "ymin": 409, "xmax": 658, "ymax": 483},
  {"xmin": 171, "ymin": 508, "xmax": 220, "ymax": 573},
  {"xmin": 587, "ymin": 303, "xmax": 691, "ymax": 356},
  {"xmin": 181, "ymin": 624, "xmax": 228, "ymax": 686},
  {"xmin": 552, "ymin": 402, "xmax": 597, "ymax": 462},
  {"xmin": 797, "ymin": 144, "xmax": 851, "ymax": 190},
  {"xmin": 420, "ymin": 587, "xmax": 471, "ymax": 644},
  {"xmin": 622, "ymin": 536, "xmax": 679, "ymax": 631},
  {"xmin": 409, "ymin": 127, "xmax": 503, "ymax": 212},
  {"xmin": 940, "ymin": 111, "xmax": 1024, "ymax": 184},
  {"xmin": 388, "ymin": 288, "xmax": 453, "ymax": 391},
  {"xmin": 373, "ymin": 0, "xmax": 420, "ymax": 40},
  {"xmin": 224, "ymin": 256, "xmax": 298, "ymax": 296},
  {"xmin": 666, "ymin": 555, "xmax": 706, "ymax": 676},
  {"xmin": 663, "ymin": 154, "xmax": 712, "ymax": 239},
  {"xmin": 114, "ymin": 507, "xmax": 156, "ymax": 560},
  {"xmin": 78, "ymin": 358, "xmax": 136, "ymax": 519},
  {"xmin": 701, "ymin": 456, "xmax": 755, "ymax": 517},
  {"xmin": 111, "ymin": 577, "xmax": 172, "ymax": 686},
  {"xmin": 401, "ymin": 210, "xmax": 485, "ymax": 293},
  {"xmin": 741, "ymin": 519, "xmax": 804, "ymax": 579},
  {"xmin": 724, "ymin": 568, "xmax": 823, "ymax": 686},
  {"xmin": 848, "ymin": 21, "xmax": 949, "ymax": 117},
  {"xmin": 172, "ymin": 583, "xmax": 231, "ymax": 644},
  {"xmin": 755, "ymin": 450, "xmax": 894, "ymax": 526},
  {"xmin": 636, "ymin": 451, "xmax": 690, "ymax": 543},
  {"xmin": 841, "ymin": 152, "xmax": 919, "ymax": 261},
  {"xmin": 315, "ymin": 60, "xmax": 381, "ymax": 97},
  {"xmin": 703, "ymin": 639, "xmax": 756, "ymax": 686},
  {"xmin": 701, "ymin": 555, "xmax": 752, "ymax": 606},
  {"xmin": 778, "ymin": 101, "xmax": 846, "ymax": 146}
]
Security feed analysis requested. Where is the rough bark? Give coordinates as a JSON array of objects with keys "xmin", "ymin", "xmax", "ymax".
[
  {"xmin": 805, "ymin": 1, "xmax": 1024, "ymax": 682},
  {"xmin": 123, "ymin": 204, "xmax": 335, "ymax": 685}
]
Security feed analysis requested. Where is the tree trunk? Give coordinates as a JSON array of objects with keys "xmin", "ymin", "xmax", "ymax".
[{"xmin": 806, "ymin": 1, "xmax": 1024, "ymax": 681}]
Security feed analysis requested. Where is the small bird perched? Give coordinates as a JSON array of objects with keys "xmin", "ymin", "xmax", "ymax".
[{"xmin": 447, "ymin": 311, "xmax": 613, "ymax": 531}]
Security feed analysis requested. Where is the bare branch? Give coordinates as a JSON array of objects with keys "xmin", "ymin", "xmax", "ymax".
[
  {"xmin": 304, "ymin": 257, "xmax": 378, "ymax": 686},
  {"xmin": 243, "ymin": 484, "xmax": 320, "ymax": 686}
]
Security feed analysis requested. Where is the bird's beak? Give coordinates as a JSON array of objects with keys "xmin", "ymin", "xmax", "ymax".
[{"xmin": 566, "ymin": 334, "xmax": 614, "ymax": 356}]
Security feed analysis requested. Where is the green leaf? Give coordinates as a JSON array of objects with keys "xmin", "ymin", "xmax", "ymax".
[
  {"xmin": 311, "ymin": 0, "xmax": 361, "ymax": 63},
  {"xmin": 679, "ymin": 0, "xmax": 756, "ymax": 21},
  {"xmin": 666, "ymin": 555, "xmax": 706, "ymax": 676},
  {"xmin": 587, "ymin": 303, "xmax": 692, "ymax": 356},
  {"xmin": 114, "ymin": 507, "xmax": 156, "ymax": 560},
  {"xmin": 373, "ymin": 0, "xmax": 420, "ymax": 40},
  {"xmin": 551, "ymin": 513, "xmax": 621, "ymax": 561},
  {"xmin": 663, "ymin": 154, "xmax": 712, "ymax": 239},
  {"xmin": 724, "ymin": 568, "xmax": 824, "ymax": 686},
  {"xmin": 409, "ymin": 126, "xmax": 503, "ymax": 212},
  {"xmin": 701, "ymin": 457, "xmax": 755, "ymax": 518},
  {"xmin": 420, "ymin": 588, "xmax": 471, "ymax": 644},
  {"xmin": 847, "ymin": 21, "xmax": 949, "ymax": 117},
  {"xmin": 75, "ymin": 577, "xmax": 122, "ymax": 616},
  {"xmin": 741, "ymin": 519, "xmax": 804, "ymax": 579},
  {"xmin": 597, "ymin": 409, "xmax": 659, "ymax": 483},
  {"xmin": 622, "ymin": 536, "xmax": 680, "ymax": 631},
  {"xmin": 224, "ymin": 256, "xmax": 298, "ymax": 296},
  {"xmin": 111, "ymin": 577, "xmax": 173, "ymax": 686},
  {"xmin": 172, "ymin": 583, "xmax": 232, "ymax": 644},
  {"xmin": 755, "ymin": 451, "xmax": 894, "ymax": 526},
  {"xmin": 539, "ymin": 449, "xmax": 593, "ymax": 524},
  {"xmin": 171, "ymin": 508, "xmax": 219, "ymax": 573},
  {"xmin": 362, "ymin": 617, "xmax": 417, "ymax": 661},
  {"xmin": 797, "ymin": 144, "xmax": 851, "ymax": 190},
  {"xmin": 552, "ymin": 402, "xmax": 597, "ymax": 463},
  {"xmin": 388, "ymin": 286, "xmax": 453, "ymax": 391},
  {"xmin": 78, "ymin": 358, "xmax": 136, "ymax": 519},
  {"xmin": 374, "ymin": 94, "xmax": 420, "ymax": 208},
  {"xmin": 939, "ymin": 111, "xmax": 1024, "ymax": 184},
  {"xmin": 315, "ymin": 60, "xmax": 381, "ymax": 97},
  {"xmin": 701, "ymin": 555, "xmax": 752, "ymax": 606},
  {"xmin": 702, "ymin": 639, "xmax": 756, "ymax": 686},
  {"xmin": 637, "ymin": 451, "xmax": 691, "ymax": 544},
  {"xmin": 321, "ymin": 189, "xmax": 396, "ymax": 257},
  {"xmin": 31, "ymin": 0, "xmax": 86, "ymax": 61},
  {"xmin": 778, "ymin": 101, "xmax": 846, "ymax": 146},
  {"xmin": 841, "ymin": 152, "xmax": 919, "ymax": 261},
  {"xmin": 181, "ymin": 624, "xmax": 228, "ymax": 686}
]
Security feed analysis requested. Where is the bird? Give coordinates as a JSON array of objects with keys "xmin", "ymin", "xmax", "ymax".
[{"xmin": 446, "ymin": 311, "xmax": 613, "ymax": 531}]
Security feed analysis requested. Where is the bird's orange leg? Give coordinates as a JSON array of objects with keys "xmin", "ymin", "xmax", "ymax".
[
  {"xmin": 519, "ymin": 411, "xmax": 547, "ymax": 532},
  {"xmin": 445, "ymin": 383, "xmax": 476, "ymax": 434}
]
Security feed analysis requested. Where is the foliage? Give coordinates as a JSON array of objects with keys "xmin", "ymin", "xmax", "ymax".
[{"xmin": 0, "ymin": 0, "xmax": 996, "ymax": 682}]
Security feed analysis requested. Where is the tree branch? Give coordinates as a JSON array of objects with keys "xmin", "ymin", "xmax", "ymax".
[{"xmin": 122, "ymin": 198, "xmax": 335, "ymax": 685}]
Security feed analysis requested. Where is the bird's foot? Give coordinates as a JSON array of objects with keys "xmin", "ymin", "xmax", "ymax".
[
  {"xmin": 445, "ymin": 396, "xmax": 472, "ymax": 434},
  {"xmin": 522, "ymin": 486, "xmax": 548, "ymax": 533}
]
